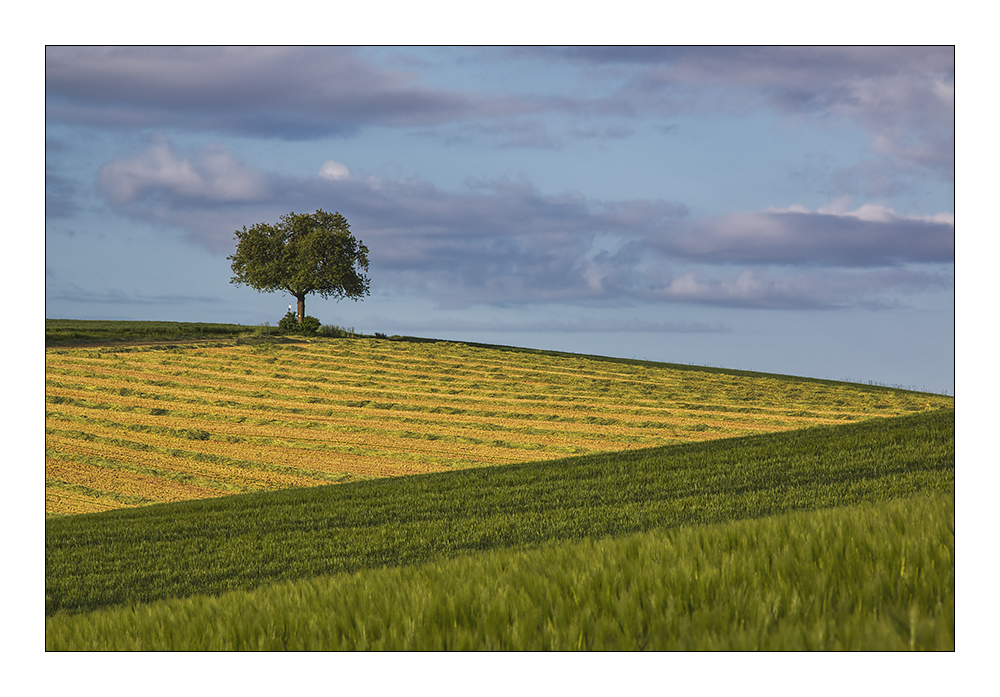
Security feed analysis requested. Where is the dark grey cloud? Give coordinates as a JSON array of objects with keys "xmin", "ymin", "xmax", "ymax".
[
  {"xmin": 46, "ymin": 47, "xmax": 477, "ymax": 140},
  {"xmin": 46, "ymin": 47, "xmax": 583, "ymax": 151},
  {"xmin": 632, "ymin": 206, "xmax": 954, "ymax": 267},
  {"xmin": 47, "ymin": 46, "xmax": 954, "ymax": 171},
  {"xmin": 547, "ymin": 46, "xmax": 954, "ymax": 178}
]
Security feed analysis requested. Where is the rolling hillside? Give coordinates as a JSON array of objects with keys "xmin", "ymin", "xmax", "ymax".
[
  {"xmin": 44, "ymin": 330, "xmax": 953, "ymax": 517},
  {"xmin": 44, "ymin": 322, "xmax": 955, "ymax": 650}
]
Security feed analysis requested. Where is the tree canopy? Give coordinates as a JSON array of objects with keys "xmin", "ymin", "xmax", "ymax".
[{"xmin": 228, "ymin": 209, "xmax": 370, "ymax": 323}]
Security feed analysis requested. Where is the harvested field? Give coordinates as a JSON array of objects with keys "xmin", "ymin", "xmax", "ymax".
[{"xmin": 45, "ymin": 337, "xmax": 954, "ymax": 517}]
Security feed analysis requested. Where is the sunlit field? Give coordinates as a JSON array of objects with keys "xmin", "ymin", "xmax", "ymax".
[{"xmin": 45, "ymin": 332, "xmax": 952, "ymax": 517}]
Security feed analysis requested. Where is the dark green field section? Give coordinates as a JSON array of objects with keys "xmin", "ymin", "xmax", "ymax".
[
  {"xmin": 46, "ymin": 494, "xmax": 953, "ymax": 650},
  {"xmin": 46, "ymin": 408, "xmax": 954, "ymax": 617},
  {"xmin": 45, "ymin": 319, "xmax": 254, "ymax": 346}
]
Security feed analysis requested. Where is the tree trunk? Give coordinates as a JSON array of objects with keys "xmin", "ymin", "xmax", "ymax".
[{"xmin": 296, "ymin": 294, "xmax": 306, "ymax": 324}]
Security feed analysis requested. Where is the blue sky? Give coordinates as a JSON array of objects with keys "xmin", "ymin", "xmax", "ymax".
[{"xmin": 45, "ymin": 46, "xmax": 955, "ymax": 393}]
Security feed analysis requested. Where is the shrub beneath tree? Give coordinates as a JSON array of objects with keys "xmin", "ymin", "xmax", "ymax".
[{"xmin": 278, "ymin": 312, "xmax": 321, "ymax": 334}]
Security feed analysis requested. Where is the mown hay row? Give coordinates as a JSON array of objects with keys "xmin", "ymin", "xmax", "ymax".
[
  {"xmin": 45, "ymin": 434, "xmax": 328, "ymax": 495},
  {"xmin": 45, "ymin": 367, "xmax": 845, "ymax": 442},
  {"xmin": 45, "ymin": 418, "xmax": 490, "ymax": 494},
  {"xmin": 46, "ymin": 456, "xmax": 226, "ymax": 505},
  {"xmin": 45, "ymin": 354, "xmax": 912, "ymax": 431},
  {"xmin": 46, "ymin": 437, "xmax": 294, "ymax": 493},
  {"xmin": 45, "ymin": 339, "xmax": 954, "ymax": 517},
  {"xmin": 45, "ymin": 486, "xmax": 125, "ymax": 517},
  {"xmin": 45, "ymin": 403, "xmax": 595, "ymax": 465},
  {"xmin": 46, "ymin": 392, "xmax": 690, "ymax": 456}
]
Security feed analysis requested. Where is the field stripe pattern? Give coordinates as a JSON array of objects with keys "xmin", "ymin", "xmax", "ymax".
[{"xmin": 45, "ymin": 338, "xmax": 954, "ymax": 517}]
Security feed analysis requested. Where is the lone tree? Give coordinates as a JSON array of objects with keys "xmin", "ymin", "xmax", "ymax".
[{"xmin": 229, "ymin": 209, "xmax": 370, "ymax": 324}]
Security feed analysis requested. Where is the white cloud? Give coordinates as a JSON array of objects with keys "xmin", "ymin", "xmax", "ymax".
[
  {"xmin": 809, "ymin": 201, "xmax": 954, "ymax": 226},
  {"xmin": 98, "ymin": 135, "xmax": 270, "ymax": 205},
  {"xmin": 319, "ymin": 160, "xmax": 351, "ymax": 181}
]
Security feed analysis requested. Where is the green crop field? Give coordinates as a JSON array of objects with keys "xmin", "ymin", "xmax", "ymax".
[
  {"xmin": 45, "ymin": 318, "xmax": 259, "ymax": 346},
  {"xmin": 44, "ymin": 320, "xmax": 955, "ymax": 651},
  {"xmin": 46, "ymin": 493, "xmax": 953, "ymax": 651}
]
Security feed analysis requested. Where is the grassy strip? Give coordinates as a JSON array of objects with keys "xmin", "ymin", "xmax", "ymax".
[
  {"xmin": 45, "ymin": 409, "xmax": 954, "ymax": 617},
  {"xmin": 45, "ymin": 493, "xmax": 953, "ymax": 650},
  {"xmin": 45, "ymin": 319, "xmax": 258, "ymax": 347}
]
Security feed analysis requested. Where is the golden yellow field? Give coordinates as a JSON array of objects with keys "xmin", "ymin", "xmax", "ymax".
[{"xmin": 45, "ymin": 337, "xmax": 954, "ymax": 517}]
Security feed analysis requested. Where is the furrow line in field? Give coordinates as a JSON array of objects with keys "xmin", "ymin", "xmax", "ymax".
[
  {"xmin": 48, "ymin": 348, "xmax": 701, "ymax": 406},
  {"xmin": 45, "ymin": 407, "xmax": 601, "ymax": 466},
  {"xmin": 44, "ymin": 360, "xmax": 659, "ymax": 414},
  {"xmin": 45, "ymin": 390, "xmax": 725, "ymax": 448},
  {"xmin": 46, "ymin": 368, "xmax": 836, "ymax": 431},
  {"xmin": 45, "ymin": 486, "xmax": 127, "ymax": 517},
  {"xmin": 281, "ymin": 355, "xmax": 668, "ymax": 394},
  {"xmin": 45, "ymin": 426, "xmax": 362, "ymax": 485},
  {"xmin": 46, "ymin": 449, "xmax": 252, "ymax": 494},
  {"xmin": 44, "ymin": 476, "xmax": 154, "ymax": 506},
  {"xmin": 45, "ymin": 458, "xmax": 230, "ymax": 508},
  {"xmin": 287, "ymin": 341, "xmax": 674, "ymax": 382},
  {"xmin": 45, "ymin": 417, "xmax": 525, "ymax": 481},
  {"xmin": 45, "ymin": 436, "xmax": 347, "ymax": 492}
]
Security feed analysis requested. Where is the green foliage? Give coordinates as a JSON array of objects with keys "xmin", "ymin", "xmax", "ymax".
[
  {"xmin": 277, "ymin": 312, "xmax": 321, "ymax": 334},
  {"xmin": 299, "ymin": 315, "xmax": 321, "ymax": 334},
  {"xmin": 45, "ymin": 493, "xmax": 953, "ymax": 650},
  {"xmin": 277, "ymin": 312, "xmax": 299, "ymax": 333},
  {"xmin": 45, "ymin": 409, "xmax": 954, "ymax": 617},
  {"xmin": 228, "ymin": 209, "xmax": 370, "ymax": 322}
]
